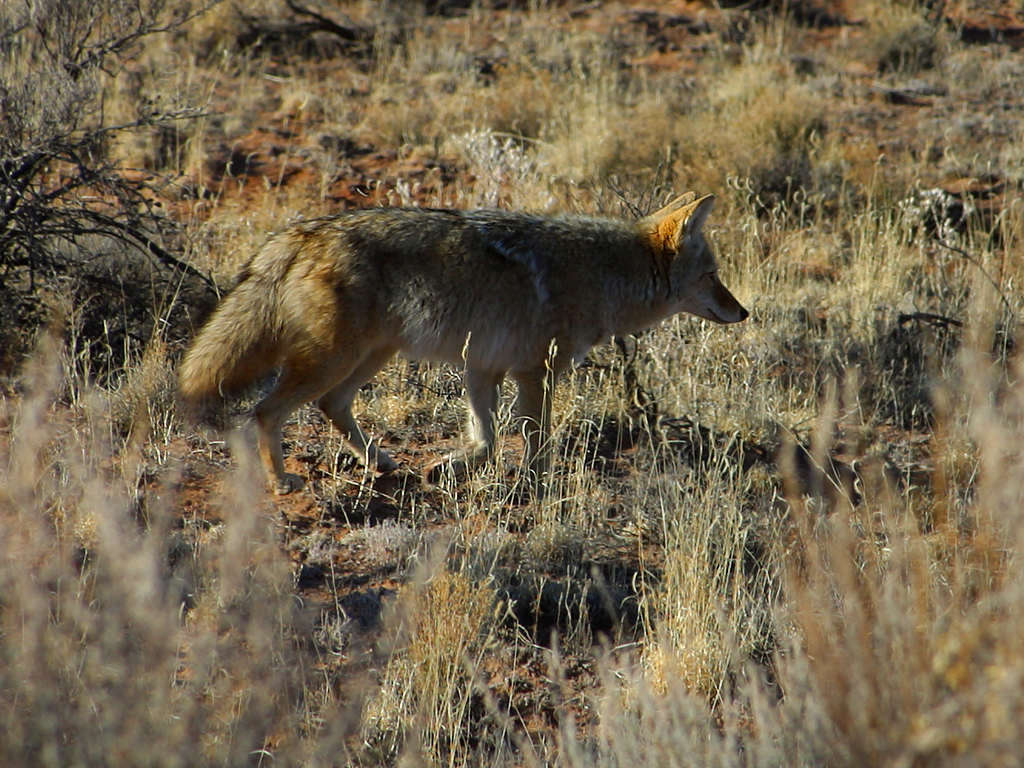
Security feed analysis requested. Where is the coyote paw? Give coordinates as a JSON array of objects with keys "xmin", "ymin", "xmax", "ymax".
[
  {"xmin": 424, "ymin": 456, "xmax": 471, "ymax": 486},
  {"xmin": 273, "ymin": 473, "xmax": 306, "ymax": 495},
  {"xmin": 372, "ymin": 452, "xmax": 399, "ymax": 474}
]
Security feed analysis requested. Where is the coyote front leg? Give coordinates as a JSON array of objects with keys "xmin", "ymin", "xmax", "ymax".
[{"xmin": 426, "ymin": 368, "xmax": 503, "ymax": 484}]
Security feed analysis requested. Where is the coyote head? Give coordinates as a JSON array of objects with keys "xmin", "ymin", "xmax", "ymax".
[{"xmin": 639, "ymin": 193, "xmax": 749, "ymax": 325}]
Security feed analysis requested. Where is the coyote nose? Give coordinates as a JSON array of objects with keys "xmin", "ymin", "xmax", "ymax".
[{"xmin": 711, "ymin": 278, "xmax": 748, "ymax": 323}]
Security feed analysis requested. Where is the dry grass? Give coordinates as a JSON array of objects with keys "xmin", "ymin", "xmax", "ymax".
[
  {"xmin": 364, "ymin": 566, "xmax": 500, "ymax": 762},
  {"xmin": 3, "ymin": 0, "xmax": 1024, "ymax": 765}
]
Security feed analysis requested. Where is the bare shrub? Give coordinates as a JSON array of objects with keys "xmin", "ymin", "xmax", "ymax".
[{"xmin": 0, "ymin": 0, "xmax": 217, "ymax": 371}]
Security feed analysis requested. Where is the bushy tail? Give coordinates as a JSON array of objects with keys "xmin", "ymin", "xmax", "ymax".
[{"xmin": 178, "ymin": 271, "xmax": 282, "ymax": 424}]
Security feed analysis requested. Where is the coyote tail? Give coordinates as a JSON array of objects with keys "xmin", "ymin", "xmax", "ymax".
[{"xmin": 178, "ymin": 265, "xmax": 282, "ymax": 423}]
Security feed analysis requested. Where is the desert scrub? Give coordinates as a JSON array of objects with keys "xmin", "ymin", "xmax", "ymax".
[
  {"xmin": 4, "ymin": 2, "xmax": 1024, "ymax": 766},
  {"xmin": 868, "ymin": 1, "xmax": 947, "ymax": 74},
  {"xmin": 363, "ymin": 566, "xmax": 501, "ymax": 763},
  {"xmin": 640, "ymin": 443, "xmax": 778, "ymax": 701},
  {"xmin": 0, "ymin": 343, "xmax": 329, "ymax": 766},
  {"xmin": 671, "ymin": 51, "xmax": 827, "ymax": 214},
  {"xmin": 0, "ymin": 0, "xmax": 218, "ymax": 367}
]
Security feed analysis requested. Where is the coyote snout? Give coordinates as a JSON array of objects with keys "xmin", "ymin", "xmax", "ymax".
[
  {"xmin": 178, "ymin": 192, "xmax": 747, "ymax": 493},
  {"xmin": 694, "ymin": 272, "xmax": 749, "ymax": 325}
]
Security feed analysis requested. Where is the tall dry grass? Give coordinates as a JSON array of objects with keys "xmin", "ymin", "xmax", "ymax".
[{"xmin": 1, "ymin": 340, "xmax": 321, "ymax": 765}]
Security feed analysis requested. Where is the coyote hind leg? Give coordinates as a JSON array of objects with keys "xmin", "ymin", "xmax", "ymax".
[
  {"xmin": 254, "ymin": 353, "xmax": 370, "ymax": 494},
  {"xmin": 254, "ymin": 370, "xmax": 327, "ymax": 494},
  {"xmin": 316, "ymin": 346, "xmax": 399, "ymax": 473}
]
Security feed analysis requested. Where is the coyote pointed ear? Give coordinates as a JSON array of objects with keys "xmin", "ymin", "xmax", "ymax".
[
  {"xmin": 637, "ymin": 191, "xmax": 698, "ymax": 228},
  {"xmin": 681, "ymin": 194, "xmax": 714, "ymax": 241},
  {"xmin": 639, "ymin": 193, "xmax": 715, "ymax": 254}
]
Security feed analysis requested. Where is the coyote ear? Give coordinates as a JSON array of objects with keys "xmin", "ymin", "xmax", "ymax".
[
  {"xmin": 640, "ymin": 193, "xmax": 714, "ymax": 254},
  {"xmin": 682, "ymin": 194, "xmax": 714, "ymax": 240},
  {"xmin": 637, "ymin": 191, "xmax": 698, "ymax": 227}
]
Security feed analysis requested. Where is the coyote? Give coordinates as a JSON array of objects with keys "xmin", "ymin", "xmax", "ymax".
[{"xmin": 178, "ymin": 193, "xmax": 748, "ymax": 493}]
